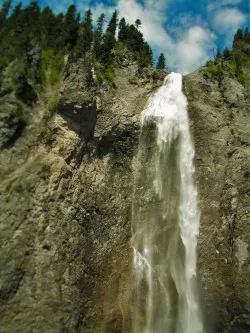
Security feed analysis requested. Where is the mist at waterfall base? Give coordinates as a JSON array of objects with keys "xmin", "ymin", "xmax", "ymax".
[{"xmin": 123, "ymin": 73, "xmax": 204, "ymax": 333}]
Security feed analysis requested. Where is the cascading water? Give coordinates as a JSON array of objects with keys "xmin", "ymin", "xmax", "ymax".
[{"xmin": 124, "ymin": 73, "xmax": 204, "ymax": 333}]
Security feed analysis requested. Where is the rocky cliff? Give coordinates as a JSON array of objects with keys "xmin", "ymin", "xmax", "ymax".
[
  {"xmin": 185, "ymin": 70, "xmax": 250, "ymax": 333},
  {"xmin": 0, "ymin": 56, "xmax": 249, "ymax": 333}
]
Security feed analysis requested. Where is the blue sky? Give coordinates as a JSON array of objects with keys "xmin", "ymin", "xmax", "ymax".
[{"xmin": 1, "ymin": 0, "xmax": 249, "ymax": 73}]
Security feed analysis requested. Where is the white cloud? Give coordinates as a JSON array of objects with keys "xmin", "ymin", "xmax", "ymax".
[
  {"xmin": 213, "ymin": 8, "xmax": 246, "ymax": 32},
  {"xmin": 117, "ymin": 0, "xmax": 173, "ymax": 49},
  {"xmin": 175, "ymin": 27, "xmax": 216, "ymax": 74},
  {"xmin": 117, "ymin": 0, "xmax": 215, "ymax": 74},
  {"xmin": 207, "ymin": 0, "xmax": 243, "ymax": 12}
]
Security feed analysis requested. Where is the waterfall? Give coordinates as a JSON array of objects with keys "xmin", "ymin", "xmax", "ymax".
[{"xmin": 124, "ymin": 73, "xmax": 204, "ymax": 333}]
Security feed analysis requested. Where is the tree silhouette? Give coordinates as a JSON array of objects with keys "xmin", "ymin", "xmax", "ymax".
[
  {"xmin": 156, "ymin": 53, "xmax": 166, "ymax": 69},
  {"xmin": 135, "ymin": 19, "xmax": 141, "ymax": 28}
]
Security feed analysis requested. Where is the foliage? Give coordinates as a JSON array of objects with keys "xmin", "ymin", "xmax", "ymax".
[
  {"xmin": 223, "ymin": 48, "xmax": 232, "ymax": 60},
  {"xmin": 0, "ymin": 0, "xmax": 11, "ymax": 29},
  {"xmin": 0, "ymin": 2, "xmax": 162, "ymax": 89},
  {"xmin": 156, "ymin": 53, "xmax": 166, "ymax": 70},
  {"xmin": 93, "ymin": 13, "xmax": 105, "ymax": 59},
  {"xmin": 40, "ymin": 49, "xmax": 64, "ymax": 87},
  {"xmin": 98, "ymin": 31, "xmax": 116, "ymax": 66},
  {"xmin": 203, "ymin": 61, "xmax": 224, "ymax": 85},
  {"xmin": 135, "ymin": 19, "xmax": 141, "ymax": 28},
  {"xmin": 106, "ymin": 10, "xmax": 118, "ymax": 36},
  {"xmin": 93, "ymin": 60, "xmax": 116, "ymax": 86},
  {"xmin": 203, "ymin": 26, "xmax": 250, "ymax": 90},
  {"xmin": 117, "ymin": 17, "xmax": 154, "ymax": 68},
  {"xmin": 75, "ymin": 9, "xmax": 93, "ymax": 57}
]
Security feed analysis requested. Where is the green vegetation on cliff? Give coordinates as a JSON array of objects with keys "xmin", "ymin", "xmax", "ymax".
[
  {"xmin": 0, "ymin": 0, "xmax": 156, "ymax": 89},
  {"xmin": 203, "ymin": 28, "xmax": 250, "ymax": 90}
]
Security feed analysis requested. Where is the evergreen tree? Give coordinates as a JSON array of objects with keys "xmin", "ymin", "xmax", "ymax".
[
  {"xmin": 16, "ymin": 1, "xmax": 39, "ymax": 52},
  {"xmin": 25, "ymin": 1, "xmax": 41, "ymax": 43},
  {"xmin": 0, "ymin": 0, "xmax": 12, "ymax": 29},
  {"xmin": 106, "ymin": 10, "xmax": 118, "ymax": 36},
  {"xmin": 135, "ymin": 19, "xmax": 141, "ymax": 28},
  {"xmin": 81, "ymin": 9, "xmax": 93, "ymax": 50},
  {"xmin": 235, "ymin": 28, "xmax": 243, "ymax": 40},
  {"xmin": 64, "ymin": 4, "xmax": 79, "ymax": 48},
  {"xmin": 40, "ymin": 6, "xmax": 56, "ymax": 48},
  {"xmin": 156, "ymin": 53, "xmax": 166, "ymax": 69},
  {"xmin": 93, "ymin": 13, "xmax": 105, "ymax": 59},
  {"xmin": 138, "ymin": 41, "xmax": 153, "ymax": 68},
  {"xmin": 126, "ymin": 25, "xmax": 143, "ymax": 52},
  {"xmin": 99, "ymin": 31, "xmax": 116, "ymax": 65},
  {"xmin": 8, "ymin": 2, "xmax": 22, "ymax": 29},
  {"xmin": 233, "ymin": 28, "xmax": 243, "ymax": 48},
  {"xmin": 96, "ymin": 13, "xmax": 105, "ymax": 33},
  {"xmin": 223, "ymin": 47, "xmax": 231, "ymax": 60},
  {"xmin": 118, "ymin": 17, "xmax": 128, "ymax": 41},
  {"xmin": 215, "ymin": 49, "xmax": 222, "ymax": 64},
  {"xmin": 0, "ymin": 0, "xmax": 157, "ymax": 82},
  {"xmin": 76, "ymin": 9, "xmax": 93, "ymax": 56},
  {"xmin": 244, "ymin": 27, "xmax": 250, "ymax": 43},
  {"xmin": 216, "ymin": 49, "xmax": 222, "ymax": 59}
]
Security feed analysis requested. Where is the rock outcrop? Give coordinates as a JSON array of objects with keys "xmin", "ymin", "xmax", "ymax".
[{"xmin": 0, "ymin": 57, "xmax": 249, "ymax": 333}]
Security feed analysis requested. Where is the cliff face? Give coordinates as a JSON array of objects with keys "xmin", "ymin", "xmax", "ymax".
[
  {"xmin": 0, "ymin": 58, "xmax": 249, "ymax": 333},
  {"xmin": 0, "ymin": 59, "xmax": 164, "ymax": 333},
  {"xmin": 184, "ymin": 71, "xmax": 250, "ymax": 333}
]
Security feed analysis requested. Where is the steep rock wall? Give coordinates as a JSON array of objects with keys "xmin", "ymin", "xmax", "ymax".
[
  {"xmin": 0, "ymin": 60, "xmax": 163, "ymax": 333},
  {"xmin": 185, "ymin": 70, "xmax": 250, "ymax": 333},
  {"xmin": 0, "ymin": 59, "xmax": 249, "ymax": 333}
]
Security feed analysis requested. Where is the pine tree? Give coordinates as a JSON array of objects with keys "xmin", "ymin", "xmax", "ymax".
[
  {"xmin": 25, "ymin": 1, "xmax": 41, "ymax": 35},
  {"xmin": 75, "ymin": 9, "xmax": 93, "ymax": 56},
  {"xmin": 216, "ymin": 49, "xmax": 222, "ymax": 59},
  {"xmin": 235, "ymin": 28, "xmax": 243, "ymax": 40},
  {"xmin": 96, "ymin": 13, "xmax": 105, "ymax": 33},
  {"xmin": 0, "ymin": 0, "xmax": 12, "ymax": 29},
  {"xmin": 118, "ymin": 17, "xmax": 128, "ymax": 41},
  {"xmin": 106, "ymin": 10, "xmax": 118, "ymax": 36},
  {"xmin": 156, "ymin": 53, "xmax": 166, "ymax": 69},
  {"xmin": 135, "ymin": 19, "xmax": 141, "ymax": 29},
  {"xmin": 99, "ymin": 31, "xmax": 116, "ymax": 65},
  {"xmin": 64, "ymin": 4, "xmax": 79, "ymax": 48},
  {"xmin": 244, "ymin": 27, "xmax": 250, "ymax": 43},
  {"xmin": 138, "ymin": 41, "xmax": 153, "ymax": 68},
  {"xmin": 53, "ymin": 13, "xmax": 65, "ymax": 50},
  {"xmin": 81, "ymin": 9, "xmax": 93, "ymax": 50},
  {"xmin": 93, "ymin": 13, "xmax": 105, "ymax": 59},
  {"xmin": 233, "ymin": 28, "xmax": 243, "ymax": 48},
  {"xmin": 223, "ymin": 47, "xmax": 231, "ymax": 60},
  {"xmin": 40, "ymin": 6, "xmax": 56, "ymax": 48}
]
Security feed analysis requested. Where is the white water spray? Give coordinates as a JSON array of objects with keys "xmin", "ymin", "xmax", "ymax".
[{"xmin": 124, "ymin": 73, "xmax": 204, "ymax": 333}]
